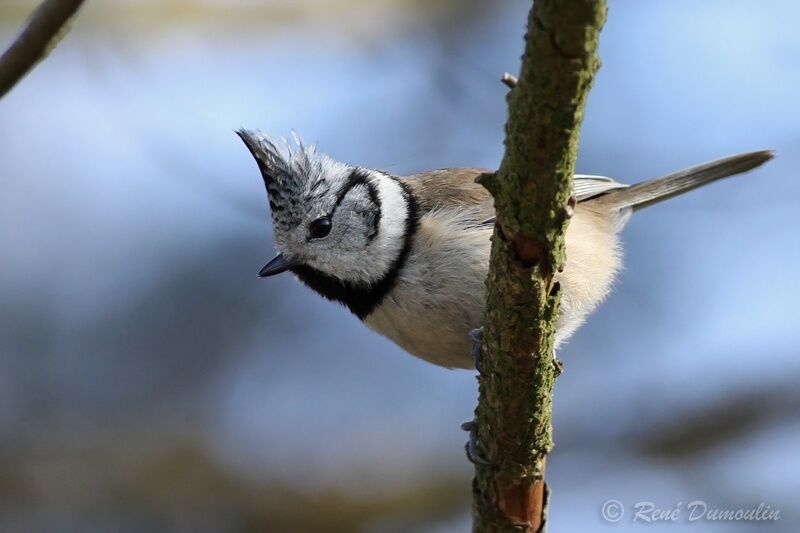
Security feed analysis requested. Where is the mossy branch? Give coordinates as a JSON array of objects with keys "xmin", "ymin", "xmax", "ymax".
[{"xmin": 472, "ymin": 1, "xmax": 606, "ymax": 531}]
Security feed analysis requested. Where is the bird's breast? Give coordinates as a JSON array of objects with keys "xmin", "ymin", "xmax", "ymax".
[{"xmin": 364, "ymin": 211, "xmax": 493, "ymax": 369}]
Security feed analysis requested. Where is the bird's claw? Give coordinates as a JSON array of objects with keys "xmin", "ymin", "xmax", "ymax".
[
  {"xmin": 469, "ymin": 327, "xmax": 485, "ymax": 375},
  {"xmin": 461, "ymin": 419, "xmax": 491, "ymax": 466},
  {"xmin": 554, "ymin": 356, "xmax": 564, "ymax": 376},
  {"xmin": 466, "ymin": 328, "xmax": 491, "ymax": 465}
]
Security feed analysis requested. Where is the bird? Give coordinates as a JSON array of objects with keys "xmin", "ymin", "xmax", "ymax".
[{"xmin": 237, "ymin": 129, "xmax": 773, "ymax": 370}]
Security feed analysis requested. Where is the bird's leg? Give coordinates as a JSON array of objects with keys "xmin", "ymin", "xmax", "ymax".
[
  {"xmin": 554, "ymin": 354, "xmax": 564, "ymax": 376},
  {"xmin": 461, "ymin": 419, "xmax": 491, "ymax": 466},
  {"xmin": 469, "ymin": 326, "xmax": 485, "ymax": 375},
  {"xmin": 463, "ymin": 326, "xmax": 492, "ymax": 465}
]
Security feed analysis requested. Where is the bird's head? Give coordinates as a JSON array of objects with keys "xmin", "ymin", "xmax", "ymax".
[{"xmin": 237, "ymin": 130, "xmax": 414, "ymax": 300}]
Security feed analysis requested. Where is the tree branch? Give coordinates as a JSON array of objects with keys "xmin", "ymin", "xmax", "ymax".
[
  {"xmin": 472, "ymin": 1, "xmax": 606, "ymax": 531},
  {"xmin": 0, "ymin": 0, "xmax": 86, "ymax": 99}
]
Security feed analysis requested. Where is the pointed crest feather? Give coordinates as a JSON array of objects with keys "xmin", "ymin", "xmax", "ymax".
[{"xmin": 237, "ymin": 129, "xmax": 350, "ymax": 227}]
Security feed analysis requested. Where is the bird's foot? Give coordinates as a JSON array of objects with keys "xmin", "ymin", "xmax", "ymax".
[
  {"xmin": 461, "ymin": 419, "xmax": 491, "ymax": 466},
  {"xmin": 554, "ymin": 355, "xmax": 564, "ymax": 376},
  {"xmin": 469, "ymin": 327, "xmax": 485, "ymax": 375}
]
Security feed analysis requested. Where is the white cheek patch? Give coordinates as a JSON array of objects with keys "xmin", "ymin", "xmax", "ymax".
[
  {"xmin": 360, "ymin": 174, "xmax": 409, "ymax": 283},
  {"xmin": 331, "ymin": 174, "xmax": 409, "ymax": 285}
]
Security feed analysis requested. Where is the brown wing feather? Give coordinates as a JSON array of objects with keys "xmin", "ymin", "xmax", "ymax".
[{"xmin": 400, "ymin": 168, "xmax": 495, "ymax": 224}]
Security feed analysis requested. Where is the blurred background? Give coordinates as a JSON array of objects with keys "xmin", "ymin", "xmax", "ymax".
[{"xmin": 1, "ymin": 0, "xmax": 798, "ymax": 531}]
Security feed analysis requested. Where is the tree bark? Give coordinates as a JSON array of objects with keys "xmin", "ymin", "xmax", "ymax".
[{"xmin": 472, "ymin": 1, "xmax": 606, "ymax": 531}]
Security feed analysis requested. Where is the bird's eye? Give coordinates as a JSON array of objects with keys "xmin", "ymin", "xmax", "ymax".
[{"xmin": 308, "ymin": 216, "xmax": 332, "ymax": 239}]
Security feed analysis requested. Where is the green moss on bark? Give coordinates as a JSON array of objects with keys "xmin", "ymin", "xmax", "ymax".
[{"xmin": 472, "ymin": 1, "xmax": 606, "ymax": 531}]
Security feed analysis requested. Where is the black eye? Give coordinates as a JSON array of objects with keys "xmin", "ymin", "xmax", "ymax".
[{"xmin": 308, "ymin": 216, "xmax": 332, "ymax": 239}]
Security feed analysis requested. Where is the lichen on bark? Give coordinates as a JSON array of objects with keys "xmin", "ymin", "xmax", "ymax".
[{"xmin": 472, "ymin": 1, "xmax": 607, "ymax": 531}]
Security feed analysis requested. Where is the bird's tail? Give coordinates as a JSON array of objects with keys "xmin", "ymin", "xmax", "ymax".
[{"xmin": 595, "ymin": 150, "xmax": 775, "ymax": 212}]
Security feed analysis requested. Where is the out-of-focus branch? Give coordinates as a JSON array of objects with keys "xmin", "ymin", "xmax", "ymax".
[
  {"xmin": 0, "ymin": 0, "xmax": 86, "ymax": 99},
  {"xmin": 472, "ymin": 1, "xmax": 606, "ymax": 531}
]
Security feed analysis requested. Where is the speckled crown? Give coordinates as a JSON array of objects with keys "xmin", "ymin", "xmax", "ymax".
[{"xmin": 236, "ymin": 129, "xmax": 348, "ymax": 230}]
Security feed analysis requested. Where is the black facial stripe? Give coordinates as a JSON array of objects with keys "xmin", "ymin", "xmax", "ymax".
[
  {"xmin": 291, "ymin": 177, "xmax": 418, "ymax": 320},
  {"xmin": 365, "ymin": 181, "xmax": 382, "ymax": 242},
  {"xmin": 328, "ymin": 168, "xmax": 382, "ymax": 241},
  {"xmin": 333, "ymin": 169, "xmax": 371, "ymax": 212}
]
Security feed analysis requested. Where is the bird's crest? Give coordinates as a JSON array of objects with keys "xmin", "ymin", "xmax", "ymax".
[{"xmin": 236, "ymin": 129, "xmax": 350, "ymax": 229}]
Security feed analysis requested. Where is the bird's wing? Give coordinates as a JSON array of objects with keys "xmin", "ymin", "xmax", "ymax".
[
  {"xmin": 400, "ymin": 170, "xmax": 630, "ymax": 227},
  {"xmin": 400, "ymin": 168, "xmax": 496, "ymax": 227},
  {"xmin": 573, "ymin": 174, "xmax": 629, "ymax": 202}
]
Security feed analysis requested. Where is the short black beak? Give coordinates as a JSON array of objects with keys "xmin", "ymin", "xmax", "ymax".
[{"xmin": 259, "ymin": 254, "xmax": 292, "ymax": 277}]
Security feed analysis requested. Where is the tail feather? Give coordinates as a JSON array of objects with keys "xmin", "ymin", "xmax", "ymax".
[{"xmin": 595, "ymin": 150, "xmax": 775, "ymax": 212}]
